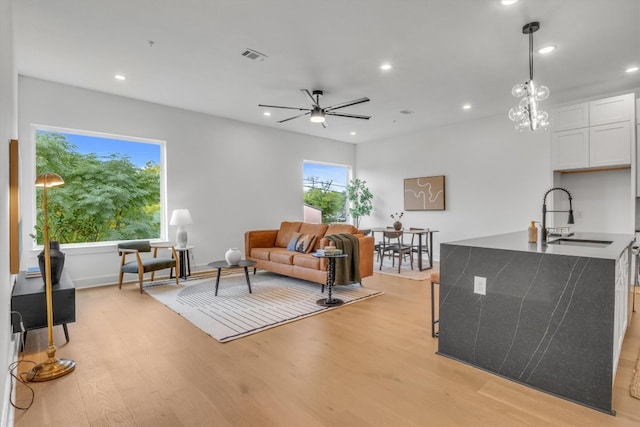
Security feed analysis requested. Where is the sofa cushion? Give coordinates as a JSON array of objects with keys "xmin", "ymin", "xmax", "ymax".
[
  {"xmin": 286, "ymin": 232, "xmax": 302, "ymax": 250},
  {"xmin": 293, "ymin": 253, "xmax": 321, "ymax": 269},
  {"xmin": 270, "ymin": 250, "xmax": 295, "ymax": 265},
  {"xmin": 325, "ymin": 223, "xmax": 357, "ymax": 236},
  {"xmin": 275, "ymin": 221, "xmax": 302, "ymax": 248},
  {"xmin": 250, "ymin": 247, "xmax": 275, "ymax": 261},
  {"xmin": 299, "ymin": 223, "xmax": 329, "ymax": 251},
  {"xmin": 295, "ymin": 234, "xmax": 317, "ymax": 253},
  {"xmin": 299, "ymin": 223, "xmax": 329, "ymax": 237}
]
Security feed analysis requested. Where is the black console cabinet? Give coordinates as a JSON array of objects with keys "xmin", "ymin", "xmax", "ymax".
[{"xmin": 11, "ymin": 271, "xmax": 76, "ymax": 345}]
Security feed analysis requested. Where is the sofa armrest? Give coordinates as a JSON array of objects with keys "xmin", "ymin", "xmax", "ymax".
[
  {"xmin": 357, "ymin": 235, "xmax": 374, "ymax": 278},
  {"xmin": 317, "ymin": 234, "xmax": 374, "ymax": 278},
  {"xmin": 244, "ymin": 229, "xmax": 279, "ymax": 257}
]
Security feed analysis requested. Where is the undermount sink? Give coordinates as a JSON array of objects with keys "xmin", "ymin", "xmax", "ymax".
[{"xmin": 546, "ymin": 238, "xmax": 613, "ymax": 248}]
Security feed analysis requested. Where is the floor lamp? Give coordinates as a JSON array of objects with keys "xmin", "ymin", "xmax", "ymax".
[{"xmin": 27, "ymin": 173, "xmax": 76, "ymax": 381}]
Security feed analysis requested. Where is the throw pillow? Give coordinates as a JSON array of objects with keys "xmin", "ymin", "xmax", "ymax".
[
  {"xmin": 295, "ymin": 234, "xmax": 317, "ymax": 253},
  {"xmin": 287, "ymin": 232, "xmax": 302, "ymax": 251}
]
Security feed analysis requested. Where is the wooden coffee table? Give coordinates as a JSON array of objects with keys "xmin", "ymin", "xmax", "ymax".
[{"xmin": 207, "ymin": 259, "xmax": 256, "ymax": 296}]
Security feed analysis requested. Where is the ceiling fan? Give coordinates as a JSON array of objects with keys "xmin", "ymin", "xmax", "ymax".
[{"xmin": 259, "ymin": 89, "xmax": 370, "ymax": 128}]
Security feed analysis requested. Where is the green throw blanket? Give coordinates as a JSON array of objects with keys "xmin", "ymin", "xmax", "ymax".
[{"xmin": 326, "ymin": 234, "xmax": 361, "ymax": 285}]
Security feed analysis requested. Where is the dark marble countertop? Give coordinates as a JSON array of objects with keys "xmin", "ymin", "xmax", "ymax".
[{"xmin": 444, "ymin": 230, "xmax": 635, "ymax": 260}]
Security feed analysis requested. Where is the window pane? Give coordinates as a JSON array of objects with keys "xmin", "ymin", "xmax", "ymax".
[
  {"xmin": 34, "ymin": 129, "xmax": 162, "ymax": 244},
  {"xmin": 303, "ymin": 162, "xmax": 348, "ymax": 224}
]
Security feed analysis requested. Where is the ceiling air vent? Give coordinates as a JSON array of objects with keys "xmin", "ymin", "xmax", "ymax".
[
  {"xmin": 400, "ymin": 109, "xmax": 415, "ymax": 115},
  {"xmin": 241, "ymin": 48, "xmax": 267, "ymax": 62}
]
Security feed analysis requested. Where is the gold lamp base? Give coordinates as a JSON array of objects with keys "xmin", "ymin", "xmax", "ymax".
[{"xmin": 27, "ymin": 346, "xmax": 75, "ymax": 382}]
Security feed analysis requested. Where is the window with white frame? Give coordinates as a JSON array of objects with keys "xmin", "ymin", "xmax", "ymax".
[
  {"xmin": 33, "ymin": 127, "xmax": 164, "ymax": 245},
  {"xmin": 303, "ymin": 161, "xmax": 349, "ymax": 224}
]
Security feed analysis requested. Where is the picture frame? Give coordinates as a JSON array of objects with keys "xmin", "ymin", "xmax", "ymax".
[
  {"xmin": 404, "ymin": 175, "xmax": 445, "ymax": 211},
  {"xmin": 10, "ymin": 139, "xmax": 20, "ymax": 273}
]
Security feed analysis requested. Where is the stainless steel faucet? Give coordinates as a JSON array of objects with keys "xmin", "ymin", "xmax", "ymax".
[{"xmin": 542, "ymin": 187, "xmax": 575, "ymax": 243}]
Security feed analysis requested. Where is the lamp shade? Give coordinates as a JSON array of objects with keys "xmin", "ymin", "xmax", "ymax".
[
  {"xmin": 35, "ymin": 173, "xmax": 65, "ymax": 188},
  {"xmin": 170, "ymin": 209, "xmax": 193, "ymax": 226}
]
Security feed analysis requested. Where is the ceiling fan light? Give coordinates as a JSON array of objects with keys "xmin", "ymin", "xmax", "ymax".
[
  {"xmin": 310, "ymin": 107, "xmax": 325, "ymax": 123},
  {"xmin": 538, "ymin": 45, "xmax": 556, "ymax": 54}
]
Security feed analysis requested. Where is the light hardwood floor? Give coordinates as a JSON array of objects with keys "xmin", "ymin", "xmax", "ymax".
[{"xmin": 12, "ymin": 273, "xmax": 640, "ymax": 426}]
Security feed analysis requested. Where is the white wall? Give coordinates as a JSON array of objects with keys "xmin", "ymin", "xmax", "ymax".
[
  {"xmin": 356, "ymin": 114, "xmax": 555, "ymax": 257},
  {"xmin": 0, "ymin": 0, "xmax": 17, "ymax": 423},
  {"xmin": 555, "ymin": 169, "xmax": 632, "ymax": 234},
  {"xmin": 18, "ymin": 77, "xmax": 356, "ymax": 287},
  {"xmin": 357, "ymin": 94, "xmax": 638, "ymax": 259}
]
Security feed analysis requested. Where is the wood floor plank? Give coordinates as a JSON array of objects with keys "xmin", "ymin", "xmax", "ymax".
[{"xmin": 13, "ymin": 273, "xmax": 640, "ymax": 426}]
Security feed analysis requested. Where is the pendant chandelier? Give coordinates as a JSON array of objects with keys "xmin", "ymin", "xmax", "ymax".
[{"xmin": 508, "ymin": 22, "xmax": 550, "ymax": 131}]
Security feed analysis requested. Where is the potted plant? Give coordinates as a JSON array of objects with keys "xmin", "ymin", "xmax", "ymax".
[{"xmin": 346, "ymin": 178, "xmax": 373, "ymax": 229}]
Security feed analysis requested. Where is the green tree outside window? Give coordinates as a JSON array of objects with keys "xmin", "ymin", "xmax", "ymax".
[{"xmin": 34, "ymin": 130, "xmax": 161, "ymax": 244}]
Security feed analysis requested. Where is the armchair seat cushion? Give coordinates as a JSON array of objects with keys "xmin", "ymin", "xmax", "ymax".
[{"xmin": 121, "ymin": 257, "xmax": 176, "ymax": 274}]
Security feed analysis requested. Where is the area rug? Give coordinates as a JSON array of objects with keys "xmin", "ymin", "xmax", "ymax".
[
  {"xmin": 375, "ymin": 261, "xmax": 438, "ymax": 281},
  {"xmin": 144, "ymin": 272, "xmax": 383, "ymax": 342}
]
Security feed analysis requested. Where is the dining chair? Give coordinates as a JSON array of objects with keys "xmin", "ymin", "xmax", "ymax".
[
  {"xmin": 378, "ymin": 230, "xmax": 413, "ymax": 273},
  {"xmin": 409, "ymin": 227, "xmax": 431, "ymax": 268}
]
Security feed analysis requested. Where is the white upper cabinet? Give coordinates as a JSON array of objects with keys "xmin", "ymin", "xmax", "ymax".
[
  {"xmin": 551, "ymin": 128, "xmax": 589, "ymax": 170},
  {"xmin": 589, "ymin": 122, "xmax": 631, "ymax": 168},
  {"xmin": 552, "ymin": 103, "xmax": 589, "ymax": 131},
  {"xmin": 551, "ymin": 93, "xmax": 635, "ymax": 171},
  {"xmin": 589, "ymin": 94, "xmax": 634, "ymax": 126}
]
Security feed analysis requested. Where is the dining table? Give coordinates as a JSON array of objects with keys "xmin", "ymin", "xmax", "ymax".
[{"xmin": 369, "ymin": 227, "xmax": 439, "ymax": 271}]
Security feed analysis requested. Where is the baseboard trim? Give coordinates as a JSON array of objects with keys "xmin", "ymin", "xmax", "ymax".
[{"xmin": 1, "ymin": 333, "xmax": 20, "ymax": 427}]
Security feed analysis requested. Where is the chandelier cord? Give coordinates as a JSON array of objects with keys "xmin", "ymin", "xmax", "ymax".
[{"xmin": 528, "ymin": 30, "xmax": 534, "ymax": 81}]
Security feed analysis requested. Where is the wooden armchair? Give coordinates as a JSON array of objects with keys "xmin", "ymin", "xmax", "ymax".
[{"xmin": 117, "ymin": 240, "xmax": 179, "ymax": 293}]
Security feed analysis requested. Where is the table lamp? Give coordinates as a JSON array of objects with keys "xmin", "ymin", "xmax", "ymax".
[
  {"xmin": 28, "ymin": 173, "xmax": 76, "ymax": 381},
  {"xmin": 170, "ymin": 209, "xmax": 193, "ymax": 248}
]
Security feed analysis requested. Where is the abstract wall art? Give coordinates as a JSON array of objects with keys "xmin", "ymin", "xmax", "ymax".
[{"xmin": 404, "ymin": 175, "xmax": 445, "ymax": 211}]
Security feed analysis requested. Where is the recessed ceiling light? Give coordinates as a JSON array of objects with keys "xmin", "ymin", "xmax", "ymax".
[
  {"xmin": 538, "ymin": 45, "xmax": 556, "ymax": 54},
  {"xmin": 462, "ymin": 104, "xmax": 472, "ymax": 110},
  {"xmin": 500, "ymin": 0, "xmax": 518, "ymax": 5},
  {"xmin": 625, "ymin": 66, "xmax": 639, "ymax": 73},
  {"xmin": 263, "ymin": 111, "xmax": 271, "ymax": 116},
  {"xmin": 350, "ymin": 131, "xmax": 357, "ymax": 136},
  {"xmin": 114, "ymin": 74, "xmax": 126, "ymax": 81},
  {"xmin": 380, "ymin": 63, "xmax": 392, "ymax": 71}
]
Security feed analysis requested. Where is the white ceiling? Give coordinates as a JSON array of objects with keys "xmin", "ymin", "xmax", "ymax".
[{"xmin": 13, "ymin": 0, "xmax": 640, "ymax": 143}]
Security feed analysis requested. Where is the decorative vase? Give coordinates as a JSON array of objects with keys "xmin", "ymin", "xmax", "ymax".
[
  {"xmin": 393, "ymin": 221, "xmax": 402, "ymax": 230},
  {"xmin": 225, "ymin": 248, "xmax": 242, "ymax": 266},
  {"xmin": 38, "ymin": 240, "xmax": 66, "ymax": 285}
]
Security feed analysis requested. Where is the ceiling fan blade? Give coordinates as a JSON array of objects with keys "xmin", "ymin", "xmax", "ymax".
[
  {"xmin": 324, "ymin": 97, "xmax": 370, "ymax": 111},
  {"xmin": 278, "ymin": 111, "xmax": 311, "ymax": 123},
  {"xmin": 301, "ymin": 89, "xmax": 320, "ymax": 107},
  {"xmin": 325, "ymin": 112, "xmax": 371, "ymax": 120},
  {"xmin": 258, "ymin": 104, "xmax": 310, "ymax": 111}
]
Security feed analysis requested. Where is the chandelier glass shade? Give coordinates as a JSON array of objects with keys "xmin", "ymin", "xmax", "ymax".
[{"xmin": 508, "ymin": 22, "xmax": 550, "ymax": 132}]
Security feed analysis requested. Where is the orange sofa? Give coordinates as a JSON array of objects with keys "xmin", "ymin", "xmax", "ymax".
[{"xmin": 244, "ymin": 221, "xmax": 374, "ymax": 287}]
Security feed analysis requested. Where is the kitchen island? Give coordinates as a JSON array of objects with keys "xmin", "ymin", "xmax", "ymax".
[{"xmin": 437, "ymin": 231, "xmax": 634, "ymax": 414}]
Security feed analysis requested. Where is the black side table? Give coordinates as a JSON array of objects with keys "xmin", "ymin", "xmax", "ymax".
[
  {"xmin": 171, "ymin": 245, "xmax": 194, "ymax": 280},
  {"xmin": 207, "ymin": 259, "xmax": 256, "ymax": 296},
  {"xmin": 11, "ymin": 271, "xmax": 76, "ymax": 349},
  {"xmin": 312, "ymin": 253, "xmax": 348, "ymax": 307}
]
